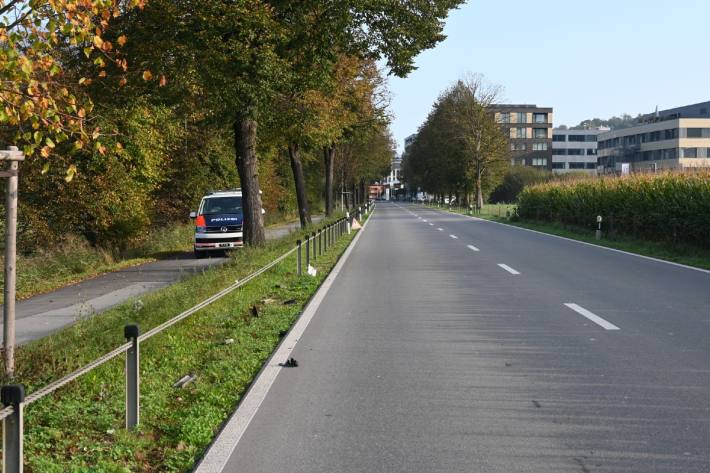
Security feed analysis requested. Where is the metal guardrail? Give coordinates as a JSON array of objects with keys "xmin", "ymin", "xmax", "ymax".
[{"xmin": 0, "ymin": 202, "xmax": 373, "ymax": 472}]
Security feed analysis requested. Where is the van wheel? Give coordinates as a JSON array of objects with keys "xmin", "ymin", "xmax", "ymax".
[{"xmin": 194, "ymin": 250, "xmax": 207, "ymax": 259}]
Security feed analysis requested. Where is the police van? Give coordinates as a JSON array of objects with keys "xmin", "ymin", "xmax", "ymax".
[{"xmin": 190, "ymin": 189, "xmax": 245, "ymax": 258}]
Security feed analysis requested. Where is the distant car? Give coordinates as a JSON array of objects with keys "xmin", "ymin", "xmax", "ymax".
[{"xmin": 190, "ymin": 189, "xmax": 245, "ymax": 258}]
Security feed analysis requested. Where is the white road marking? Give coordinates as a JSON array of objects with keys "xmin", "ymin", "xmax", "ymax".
[
  {"xmin": 193, "ymin": 211, "xmax": 373, "ymax": 473},
  {"xmin": 437, "ymin": 228, "xmax": 444, "ymax": 231},
  {"xmin": 449, "ymin": 234, "xmax": 458, "ymax": 239},
  {"xmin": 429, "ymin": 223, "xmax": 434, "ymax": 226},
  {"xmin": 564, "ymin": 303, "xmax": 620, "ymax": 331},
  {"xmin": 423, "ymin": 219, "xmax": 428, "ymax": 222},
  {"xmin": 467, "ymin": 245, "xmax": 480, "ymax": 252},
  {"xmin": 498, "ymin": 263, "xmax": 520, "ymax": 275}
]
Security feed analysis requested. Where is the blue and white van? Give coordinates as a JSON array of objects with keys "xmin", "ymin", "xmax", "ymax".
[{"xmin": 190, "ymin": 190, "xmax": 244, "ymax": 258}]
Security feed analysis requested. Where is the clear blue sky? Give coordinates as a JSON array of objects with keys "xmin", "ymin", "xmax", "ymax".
[{"xmin": 388, "ymin": 0, "xmax": 710, "ymax": 153}]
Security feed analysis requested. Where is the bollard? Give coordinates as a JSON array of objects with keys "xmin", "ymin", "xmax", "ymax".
[
  {"xmin": 596, "ymin": 215, "xmax": 603, "ymax": 241},
  {"xmin": 2, "ymin": 384, "xmax": 25, "ymax": 473},
  {"xmin": 346, "ymin": 212, "xmax": 351, "ymax": 234},
  {"xmin": 124, "ymin": 324, "xmax": 140, "ymax": 430},
  {"xmin": 296, "ymin": 240, "xmax": 302, "ymax": 276}
]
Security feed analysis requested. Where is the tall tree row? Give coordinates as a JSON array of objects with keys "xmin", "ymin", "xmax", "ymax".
[
  {"xmin": 403, "ymin": 77, "xmax": 510, "ymax": 209},
  {"xmin": 1, "ymin": 0, "xmax": 465, "ymax": 248}
]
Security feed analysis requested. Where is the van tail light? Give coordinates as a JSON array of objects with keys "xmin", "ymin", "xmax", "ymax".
[{"xmin": 195, "ymin": 215, "xmax": 206, "ymax": 232}]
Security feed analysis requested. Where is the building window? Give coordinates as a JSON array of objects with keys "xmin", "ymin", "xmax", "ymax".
[
  {"xmin": 585, "ymin": 162, "xmax": 596, "ymax": 169},
  {"xmin": 685, "ymin": 128, "xmax": 710, "ymax": 138},
  {"xmin": 533, "ymin": 128, "xmax": 547, "ymax": 139},
  {"xmin": 516, "ymin": 112, "xmax": 527, "ymax": 123},
  {"xmin": 533, "ymin": 113, "xmax": 547, "ymax": 124},
  {"xmin": 568, "ymin": 135, "xmax": 585, "ymax": 142},
  {"xmin": 515, "ymin": 127, "xmax": 527, "ymax": 139},
  {"xmin": 569, "ymin": 162, "xmax": 585, "ymax": 169},
  {"xmin": 554, "ymin": 149, "xmax": 567, "ymax": 156},
  {"xmin": 681, "ymin": 148, "xmax": 698, "ymax": 158},
  {"xmin": 664, "ymin": 129, "xmax": 679, "ymax": 140},
  {"xmin": 498, "ymin": 112, "xmax": 510, "ymax": 123},
  {"xmin": 586, "ymin": 149, "xmax": 597, "ymax": 155},
  {"xmin": 510, "ymin": 143, "xmax": 527, "ymax": 151},
  {"xmin": 552, "ymin": 162, "xmax": 565, "ymax": 169},
  {"xmin": 552, "ymin": 134, "xmax": 566, "ymax": 142},
  {"xmin": 585, "ymin": 135, "xmax": 598, "ymax": 142},
  {"xmin": 532, "ymin": 158, "xmax": 547, "ymax": 166},
  {"xmin": 532, "ymin": 142, "xmax": 548, "ymax": 151},
  {"xmin": 567, "ymin": 148, "xmax": 583, "ymax": 155}
]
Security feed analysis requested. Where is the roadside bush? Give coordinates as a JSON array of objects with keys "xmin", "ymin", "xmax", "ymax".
[
  {"xmin": 517, "ymin": 172, "xmax": 710, "ymax": 247},
  {"xmin": 489, "ymin": 167, "xmax": 551, "ymax": 203}
]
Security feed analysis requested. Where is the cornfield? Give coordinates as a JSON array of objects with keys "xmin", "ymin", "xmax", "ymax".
[{"xmin": 517, "ymin": 172, "xmax": 710, "ymax": 247}]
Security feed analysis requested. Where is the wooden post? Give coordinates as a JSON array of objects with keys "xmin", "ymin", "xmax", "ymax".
[{"xmin": 1, "ymin": 147, "xmax": 24, "ymax": 378}]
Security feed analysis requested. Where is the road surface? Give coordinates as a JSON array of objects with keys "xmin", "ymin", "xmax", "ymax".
[
  {"xmin": 210, "ymin": 202, "xmax": 710, "ymax": 473},
  {"xmin": 0, "ymin": 216, "xmax": 322, "ymax": 344}
]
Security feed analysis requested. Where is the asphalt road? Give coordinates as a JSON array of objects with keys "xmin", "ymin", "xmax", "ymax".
[
  {"xmin": 218, "ymin": 202, "xmax": 710, "ymax": 473},
  {"xmin": 0, "ymin": 216, "xmax": 321, "ymax": 344}
]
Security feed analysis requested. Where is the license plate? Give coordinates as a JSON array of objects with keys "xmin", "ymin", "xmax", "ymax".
[{"xmin": 218, "ymin": 243, "xmax": 231, "ymax": 248}]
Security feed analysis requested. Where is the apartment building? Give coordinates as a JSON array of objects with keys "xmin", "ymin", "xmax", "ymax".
[
  {"xmin": 552, "ymin": 127, "xmax": 607, "ymax": 174},
  {"xmin": 598, "ymin": 101, "xmax": 710, "ymax": 173},
  {"xmin": 492, "ymin": 104, "xmax": 553, "ymax": 170}
]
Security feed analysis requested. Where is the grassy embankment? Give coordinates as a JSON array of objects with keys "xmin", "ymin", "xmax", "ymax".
[
  {"xmin": 0, "ymin": 212, "xmax": 366, "ymax": 472},
  {"xmin": 425, "ymin": 201, "xmax": 710, "ymax": 271}
]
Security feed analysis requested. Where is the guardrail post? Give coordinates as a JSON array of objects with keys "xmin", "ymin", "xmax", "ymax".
[
  {"xmin": 124, "ymin": 324, "xmax": 140, "ymax": 430},
  {"xmin": 296, "ymin": 240, "xmax": 302, "ymax": 276},
  {"xmin": 2, "ymin": 384, "xmax": 24, "ymax": 473},
  {"xmin": 346, "ymin": 212, "xmax": 351, "ymax": 234},
  {"xmin": 305, "ymin": 236, "xmax": 310, "ymax": 268},
  {"xmin": 312, "ymin": 232, "xmax": 317, "ymax": 261},
  {"xmin": 318, "ymin": 229, "xmax": 322, "ymax": 256}
]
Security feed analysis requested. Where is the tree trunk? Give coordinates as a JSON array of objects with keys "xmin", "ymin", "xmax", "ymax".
[
  {"xmin": 476, "ymin": 165, "xmax": 484, "ymax": 211},
  {"xmin": 359, "ymin": 179, "xmax": 366, "ymax": 205},
  {"xmin": 350, "ymin": 182, "xmax": 357, "ymax": 208},
  {"xmin": 234, "ymin": 117, "xmax": 265, "ymax": 246},
  {"xmin": 288, "ymin": 142, "xmax": 312, "ymax": 228},
  {"xmin": 324, "ymin": 145, "xmax": 335, "ymax": 216}
]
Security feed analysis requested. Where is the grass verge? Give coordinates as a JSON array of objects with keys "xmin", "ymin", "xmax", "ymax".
[
  {"xmin": 3, "ymin": 215, "xmax": 319, "ymax": 303},
  {"xmin": 425, "ymin": 203, "xmax": 710, "ymax": 271},
  {"xmin": 1, "ymin": 214, "xmax": 364, "ymax": 472}
]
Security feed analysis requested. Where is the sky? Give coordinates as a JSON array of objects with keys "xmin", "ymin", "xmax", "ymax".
[{"xmin": 387, "ymin": 0, "xmax": 710, "ymax": 154}]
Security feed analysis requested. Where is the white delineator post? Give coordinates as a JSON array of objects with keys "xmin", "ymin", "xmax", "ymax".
[{"xmin": 0, "ymin": 147, "xmax": 24, "ymax": 378}]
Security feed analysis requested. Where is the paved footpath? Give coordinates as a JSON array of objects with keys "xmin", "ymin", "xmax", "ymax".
[
  {"xmin": 0, "ymin": 216, "xmax": 321, "ymax": 344},
  {"xmin": 202, "ymin": 202, "xmax": 710, "ymax": 473}
]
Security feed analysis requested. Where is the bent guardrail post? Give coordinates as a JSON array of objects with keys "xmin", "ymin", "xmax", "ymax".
[
  {"xmin": 2, "ymin": 384, "xmax": 25, "ymax": 473},
  {"xmin": 124, "ymin": 324, "xmax": 140, "ymax": 430},
  {"xmin": 296, "ymin": 240, "xmax": 302, "ymax": 276}
]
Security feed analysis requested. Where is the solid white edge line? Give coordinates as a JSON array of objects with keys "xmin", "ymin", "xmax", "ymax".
[
  {"xmin": 498, "ymin": 263, "xmax": 520, "ymax": 275},
  {"xmin": 425, "ymin": 206, "xmax": 710, "ymax": 275},
  {"xmin": 449, "ymin": 234, "xmax": 458, "ymax": 239},
  {"xmin": 565, "ymin": 303, "xmax": 620, "ymax": 331},
  {"xmin": 194, "ymin": 211, "xmax": 374, "ymax": 473},
  {"xmin": 467, "ymin": 244, "xmax": 480, "ymax": 252}
]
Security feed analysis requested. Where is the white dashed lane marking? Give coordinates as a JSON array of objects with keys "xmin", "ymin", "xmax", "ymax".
[{"xmin": 498, "ymin": 264, "xmax": 520, "ymax": 275}]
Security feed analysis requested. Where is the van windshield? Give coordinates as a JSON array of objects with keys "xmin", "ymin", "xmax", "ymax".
[{"xmin": 201, "ymin": 197, "xmax": 242, "ymax": 215}]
